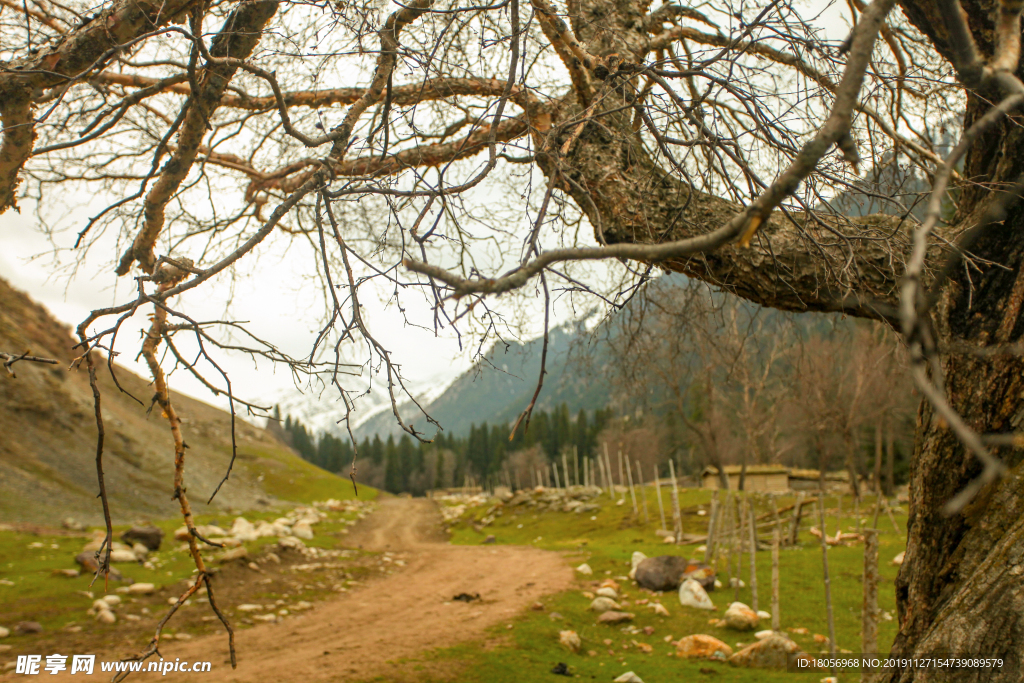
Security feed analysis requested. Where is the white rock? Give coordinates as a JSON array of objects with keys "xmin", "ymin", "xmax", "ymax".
[
  {"xmin": 92, "ymin": 599, "xmax": 111, "ymax": 610},
  {"xmin": 173, "ymin": 526, "xmax": 190, "ymax": 541},
  {"xmin": 278, "ymin": 536, "xmax": 305, "ymax": 551},
  {"xmin": 821, "ymin": 678, "xmax": 839, "ymax": 683},
  {"xmin": 678, "ymin": 578, "xmax": 716, "ymax": 610},
  {"xmin": 714, "ymin": 579, "xmax": 723, "ymax": 589},
  {"xmin": 231, "ymin": 517, "xmax": 259, "ymax": 542},
  {"xmin": 132, "ymin": 543, "xmax": 149, "ymax": 559},
  {"xmin": 559, "ymin": 630, "xmax": 582, "ymax": 653},
  {"xmin": 724, "ymin": 602, "xmax": 759, "ymax": 630},
  {"xmin": 729, "ymin": 577, "xmax": 746, "ymax": 588},
  {"xmin": 892, "ymin": 551, "xmax": 905, "ymax": 566},
  {"xmin": 95, "ymin": 610, "xmax": 116, "ymax": 624},
  {"xmin": 613, "ymin": 672, "xmax": 643, "ymax": 683},
  {"xmin": 291, "ymin": 522, "xmax": 314, "ymax": 540},
  {"xmin": 252, "ymin": 614, "xmax": 277, "ymax": 623},
  {"xmin": 663, "ymin": 536, "xmax": 676, "ymax": 544},
  {"xmin": 651, "ymin": 603, "xmax": 670, "ymax": 617},
  {"xmin": 696, "ymin": 545, "xmax": 707, "ymax": 552},
  {"xmin": 102, "ymin": 595, "xmax": 121, "ymax": 607},
  {"xmin": 629, "ymin": 551, "xmax": 647, "ymax": 579},
  {"xmin": 237, "ymin": 604, "xmax": 263, "ymax": 612},
  {"xmin": 589, "ymin": 597, "xmax": 621, "ymax": 613},
  {"xmin": 755, "ymin": 630, "xmax": 775, "ymax": 640},
  {"xmin": 757, "ymin": 610, "xmax": 772, "ymax": 620},
  {"xmin": 0, "ymin": 627, "xmax": 8, "ymax": 639},
  {"xmin": 109, "ymin": 549, "xmax": 138, "ymax": 563},
  {"xmin": 596, "ymin": 587, "xmax": 619, "ymax": 600},
  {"xmin": 128, "ymin": 582, "xmax": 156, "ymax": 595},
  {"xmin": 576, "ymin": 563, "xmax": 593, "ymax": 575}
]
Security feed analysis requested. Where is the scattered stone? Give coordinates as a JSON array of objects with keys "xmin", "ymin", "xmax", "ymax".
[
  {"xmin": 292, "ymin": 521, "xmax": 314, "ymax": 540},
  {"xmin": 757, "ymin": 610, "xmax": 771, "ymax": 620},
  {"xmin": 128, "ymin": 583, "xmax": 155, "ymax": 595},
  {"xmin": 453, "ymin": 593, "xmax": 481, "ymax": 602},
  {"xmin": 95, "ymin": 610, "xmax": 116, "ymax": 624},
  {"xmin": 531, "ymin": 602, "xmax": 545, "ymax": 611},
  {"xmin": 590, "ymin": 597, "xmax": 621, "ymax": 613},
  {"xmin": 676, "ymin": 634, "xmax": 733, "ymax": 660},
  {"xmin": 755, "ymin": 630, "xmax": 775, "ymax": 640},
  {"xmin": 613, "ymin": 672, "xmax": 643, "ymax": 683},
  {"xmin": 576, "ymin": 563, "xmax": 593, "ymax": 575},
  {"xmin": 724, "ymin": 603, "xmax": 759, "ymax": 631},
  {"xmin": 821, "ymin": 677, "xmax": 838, "ymax": 683},
  {"xmin": 122, "ymin": 526, "xmax": 164, "ymax": 551},
  {"xmin": 0, "ymin": 644, "xmax": 10, "ymax": 652},
  {"xmin": 62, "ymin": 518, "xmax": 86, "ymax": 531},
  {"xmin": 628, "ymin": 551, "xmax": 648, "ymax": 579},
  {"xmin": 892, "ymin": 551, "xmax": 905, "ymax": 567},
  {"xmin": 173, "ymin": 526, "xmax": 191, "ymax": 542},
  {"xmin": 559, "ymin": 630, "xmax": 582, "ymax": 653},
  {"xmin": 278, "ymin": 537, "xmax": 305, "ymax": 551},
  {"xmin": 600, "ymin": 579, "xmax": 620, "ymax": 591},
  {"xmin": 729, "ymin": 634, "xmax": 816, "ymax": 671},
  {"xmin": 551, "ymin": 662, "xmax": 571, "ymax": 676},
  {"xmin": 237, "ymin": 604, "xmax": 263, "ymax": 612},
  {"xmin": 53, "ymin": 568, "xmax": 80, "ymax": 578},
  {"xmin": 635, "ymin": 641, "xmax": 654, "ymax": 653},
  {"xmin": 596, "ymin": 587, "xmax": 619, "ymax": 600},
  {"xmin": 219, "ymin": 546, "xmax": 248, "ymax": 563},
  {"xmin": 663, "ymin": 536, "xmax": 676, "ymax": 543},
  {"xmin": 102, "ymin": 595, "xmax": 121, "ymax": 607},
  {"xmin": 107, "ymin": 549, "xmax": 138, "ymax": 563},
  {"xmin": 714, "ymin": 579, "xmax": 723, "ymax": 590},
  {"xmin": 252, "ymin": 614, "xmax": 277, "ymax": 623},
  {"xmin": 597, "ymin": 611, "xmax": 635, "ymax": 625},
  {"xmin": 813, "ymin": 633, "xmax": 829, "ymax": 644},
  {"xmin": 708, "ymin": 618, "xmax": 726, "ymax": 628},
  {"xmin": 788, "ymin": 627, "xmax": 809, "ymax": 635},
  {"xmin": 482, "ymin": 535, "xmax": 496, "ymax": 544},
  {"xmin": 0, "ymin": 626, "xmax": 9, "ymax": 638},
  {"xmin": 678, "ymin": 578, "xmax": 716, "ymax": 610},
  {"xmin": 636, "ymin": 556, "xmax": 716, "ymax": 592},
  {"xmin": 651, "ymin": 603, "xmax": 670, "ymax": 617},
  {"xmin": 655, "ymin": 529, "xmax": 673, "ymax": 538},
  {"xmin": 549, "ymin": 612, "xmax": 563, "ymax": 621},
  {"xmin": 265, "ymin": 552, "xmax": 281, "ymax": 564},
  {"xmin": 15, "ymin": 621, "xmax": 42, "ymax": 634},
  {"xmin": 728, "ymin": 577, "xmax": 746, "ymax": 588},
  {"xmin": 248, "ymin": 562, "xmax": 262, "ymax": 572}
]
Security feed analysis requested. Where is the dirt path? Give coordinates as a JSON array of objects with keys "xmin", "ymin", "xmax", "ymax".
[{"xmin": 71, "ymin": 499, "xmax": 571, "ymax": 682}]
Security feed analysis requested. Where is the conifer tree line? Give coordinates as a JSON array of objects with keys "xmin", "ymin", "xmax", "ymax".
[{"xmin": 276, "ymin": 404, "xmax": 613, "ymax": 495}]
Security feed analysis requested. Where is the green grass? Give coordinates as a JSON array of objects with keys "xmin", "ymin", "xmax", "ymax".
[
  {"xmin": 431, "ymin": 486, "xmax": 907, "ymax": 683},
  {"xmin": 232, "ymin": 444, "xmax": 376, "ymax": 504}
]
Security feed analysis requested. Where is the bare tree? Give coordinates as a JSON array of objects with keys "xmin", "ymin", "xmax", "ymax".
[{"xmin": 4, "ymin": 0, "xmax": 1024, "ymax": 675}]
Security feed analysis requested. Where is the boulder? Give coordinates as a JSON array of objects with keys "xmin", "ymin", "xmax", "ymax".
[
  {"xmin": 651, "ymin": 603, "xmax": 670, "ymax": 617},
  {"xmin": 73, "ymin": 552, "xmax": 123, "ymax": 579},
  {"xmin": 755, "ymin": 630, "xmax": 775, "ymax": 640},
  {"xmin": 173, "ymin": 526, "xmax": 191, "ymax": 542},
  {"xmin": 724, "ymin": 602, "xmax": 759, "ymax": 631},
  {"xmin": 596, "ymin": 587, "xmax": 619, "ymax": 599},
  {"xmin": 757, "ymin": 610, "xmax": 771, "ymax": 620},
  {"xmin": 291, "ymin": 521, "xmax": 314, "ymax": 540},
  {"xmin": 559, "ymin": 630, "xmax": 582, "ymax": 653},
  {"xmin": 15, "ymin": 621, "xmax": 42, "ymax": 635},
  {"xmin": 892, "ymin": 551, "xmax": 905, "ymax": 567},
  {"xmin": 219, "ymin": 546, "xmax": 248, "ymax": 563},
  {"xmin": 231, "ymin": 517, "xmax": 259, "ymax": 542},
  {"xmin": 678, "ymin": 578, "xmax": 716, "ymax": 610},
  {"xmin": 128, "ymin": 583, "xmax": 155, "ymax": 595},
  {"xmin": 131, "ymin": 543, "xmax": 150, "ymax": 560},
  {"xmin": 728, "ymin": 634, "xmax": 816, "ymax": 671},
  {"xmin": 278, "ymin": 536, "xmax": 305, "ymax": 551},
  {"xmin": 576, "ymin": 563, "xmax": 593, "ymax": 575},
  {"xmin": 635, "ymin": 556, "xmax": 716, "ymax": 592},
  {"xmin": 109, "ymin": 549, "xmax": 139, "ymax": 563},
  {"xmin": 0, "ymin": 627, "xmax": 8, "ymax": 639},
  {"xmin": 121, "ymin": 526, "xmax": 164, "ymax": 551},
  {"xmin": 589, "ymin": 597, "xmax": 621, "ymax": 613},
  {"xmin": 613, "ymin": 672, "xmax": 643, "ymax": 683},
  {"xmin": 676, "ymin": 634, "xmax": 734, "ymax": 660},
  {"xmin": 95, "ymin": 610, "xmax": 116, "ymax": 624},
  {"xmin": 597, "ymin": 611, "xmax": 635, "ymax": 624},
  {"xmin": 628, "ymin": 551, "xmax": 648, "ymax": 579},
  {"xmin": 102, "ymin": 595, "xmax": 121, "ymax": 607}
]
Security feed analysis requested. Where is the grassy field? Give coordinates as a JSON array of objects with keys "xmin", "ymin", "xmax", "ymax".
[
  {"xmin": 420, "ymin": 485, "xmax": 907, "ymax": 683},
  {"xmin": 0, "ymin": 474, "xmax": 379, "ymax": 658}
]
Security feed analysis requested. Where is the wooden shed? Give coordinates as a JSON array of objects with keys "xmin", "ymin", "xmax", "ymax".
[{"xmin": 701, "ymin": 465, "xmax": 790, "ymax": 492}]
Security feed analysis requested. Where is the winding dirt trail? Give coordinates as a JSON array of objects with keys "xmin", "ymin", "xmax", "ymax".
[{"xmin": 136, "ymin": 498, "xmax": 570, "ymax": 682}]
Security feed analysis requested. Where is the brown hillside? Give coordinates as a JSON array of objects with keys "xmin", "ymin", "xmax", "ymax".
[{"xmin": 0, "ymin": 276, "xmax": 343, "ymax": 525}]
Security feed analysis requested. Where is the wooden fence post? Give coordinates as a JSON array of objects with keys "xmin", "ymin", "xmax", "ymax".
[
  {"xmin": 789, "ymin": 491, "xmax": 805, "ymax": 545},
  {"xmin": 636, "ymin": 461, "xmax": 650, "ymax": 522},
  {"xmin": 748, "ymin": 498, "xmax": 759, "ymax": 612},
  {"xmin": 704, "ymin": 493, "xmax": 718, "ymax": 565},
  {"xmin": 655, "ymin": 472, "xmax": 667, "ymax": 530},
  {"xmin": 733, "ymin": 496, "xmax": 743, "ymax": 602},
  {"xmin": 818, "ymin": 496, "xmax": 838, "ymax": 677},
  {"xmin": 668, "ymin": 458, "xmax": 683, "ymax": 544},
  {"xmin": 625, "ymin": 454, "xmax": 639, "ymax": 516},
  {"xmin": 771, "ymin": 526, "xmax": 780, "ymax": 632},
  {"xmin": 562, "ymin": 452, "xmax": 570, "ymax": 491},
  {"xmin": 862, "ymin": 528, "xmax": 879, "ymax": 683},
  {"xmin": 573, "ymin": 446, "xmax": 579, "ymax": 487}
]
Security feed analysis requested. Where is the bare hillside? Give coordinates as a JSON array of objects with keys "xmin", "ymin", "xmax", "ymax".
[{"xmin": 0, "ymin": 276, "xmax": 350, "ymax": 525}]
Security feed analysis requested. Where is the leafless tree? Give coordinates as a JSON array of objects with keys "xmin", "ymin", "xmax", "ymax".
[{"xmin": 4, "ymin": 0, "xmax": 1024, "ymax": 675}]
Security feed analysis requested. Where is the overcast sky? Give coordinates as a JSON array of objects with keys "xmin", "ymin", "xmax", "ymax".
[{"xmin": 0, "ymin": 0, "xmax": 853, "ymax": 426}]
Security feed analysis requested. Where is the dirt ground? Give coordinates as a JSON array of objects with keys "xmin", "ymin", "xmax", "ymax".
[{"xmin": 39, "ymin": 498, "xmax": 573, "ymax": 682}]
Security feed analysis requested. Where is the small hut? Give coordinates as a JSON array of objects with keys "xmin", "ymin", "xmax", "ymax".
[{"xmin": 701, "ymin": 465, "xmax": 790, "ymax": 491}]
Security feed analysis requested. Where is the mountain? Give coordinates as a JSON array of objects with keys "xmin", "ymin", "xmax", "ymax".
[
  {"xmin": 0, "ymin": 276, "xmax": 357, "ymax": 526},
  {"xmin": 349, "ymin": 322, "xmax": 614, "ymax": 441}
]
